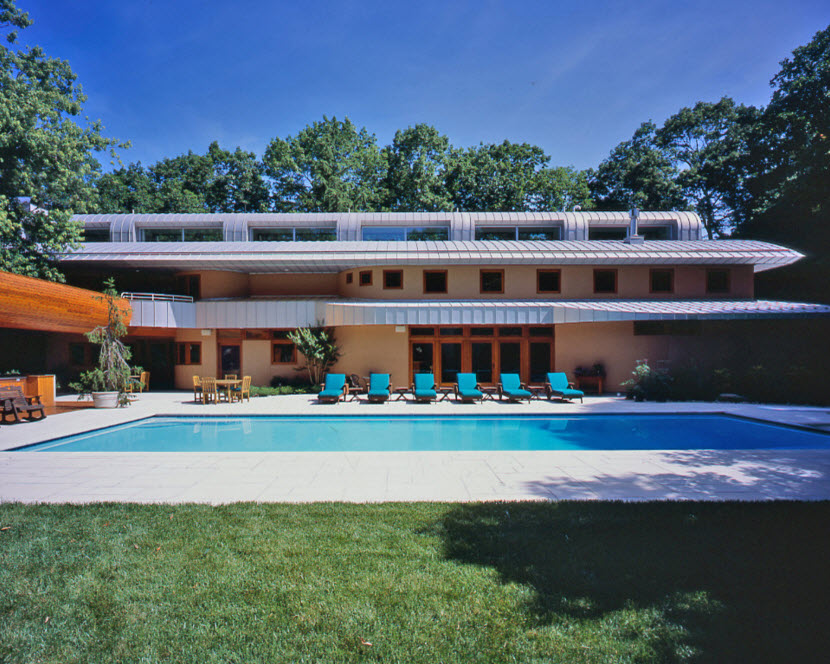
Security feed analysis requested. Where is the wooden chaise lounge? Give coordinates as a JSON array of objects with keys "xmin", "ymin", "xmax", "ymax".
[{"xmin": 0, "ymin": 386, "xmax": 47, "ymax": 423}]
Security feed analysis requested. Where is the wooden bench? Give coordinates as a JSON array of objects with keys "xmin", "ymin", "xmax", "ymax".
[{"xmin": 0, "ymin": 386, "xmax": 47, "ymax": 424}]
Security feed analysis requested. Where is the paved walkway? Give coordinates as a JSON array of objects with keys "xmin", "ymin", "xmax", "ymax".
[{"xmin": 1, "ymin": 393, "xmax": 829, "ymax": 503}]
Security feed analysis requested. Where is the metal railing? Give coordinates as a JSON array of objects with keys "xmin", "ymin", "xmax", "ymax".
[{"xmin": 120, "ymin": 292, "xmax": 194, "ymax": 303}]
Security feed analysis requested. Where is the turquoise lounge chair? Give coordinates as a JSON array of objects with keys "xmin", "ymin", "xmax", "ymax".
[
  {"xmin": 367, "ymin": 373, "xmax": 391, "ymax": 403},
  {"xmin": 498, "ymin": 373, "xmax": 532, "ymax": 402},
  {"xmin": 454, "ymin": 373, "xmax": 483, "ymax": 402},
  {"xmin": 545, "ymin": 372, "xmax": 584, "ymax": 403},
  {"xmin": 318, "ymin": 373, "xmax": 347, "ymax": 403},
  {"xmin": 412, "ymin": 373, "xmax": 437, "ymax": 402}
]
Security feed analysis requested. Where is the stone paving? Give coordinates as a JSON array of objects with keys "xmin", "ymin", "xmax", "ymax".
[{"xmin": 1, "ymin": 392, "xmax": 829, "ymax": 503}]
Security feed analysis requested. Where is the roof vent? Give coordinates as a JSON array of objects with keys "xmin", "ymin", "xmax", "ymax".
[{"xmin": 624, "ymin": 207, "xmax": 644, "ymax": 244}]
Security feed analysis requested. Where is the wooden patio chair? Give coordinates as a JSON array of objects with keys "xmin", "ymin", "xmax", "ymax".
[
  {"xmin": 139, "ymin": 371, "xmax": 150, "ymax": 392},
  {"xmin": 231, "ymin": 376, "xmax": 251, "ymax": 403},
  {"xmin": 1, "ymin": 386, "xmax": 47, "ymax": 423},
  {"xmin": 200, "ymin": 376, "xmax": 218, "ymax": 404},
  {"xmin": 224, "ymin": 374, "xmax": 238, "ymax": 380},
  {"xmin": 192, "ymin": 375, "xmax": 203, "ymax": 402}
]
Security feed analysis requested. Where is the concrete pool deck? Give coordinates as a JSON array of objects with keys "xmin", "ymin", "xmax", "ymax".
[{"xmin": 1, "ymin": 392, "xmax": 829, "ymax": 503}]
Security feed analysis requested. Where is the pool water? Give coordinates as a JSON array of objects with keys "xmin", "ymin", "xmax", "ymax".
[{"xmin": 16, "ymin": 414, "xmax": 830, "ymax": 452}]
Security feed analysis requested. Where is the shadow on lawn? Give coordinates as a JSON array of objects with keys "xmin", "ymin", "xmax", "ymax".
[{"xmin": 431, "ymin": 501, "xmax": 830, "ymax": 661}]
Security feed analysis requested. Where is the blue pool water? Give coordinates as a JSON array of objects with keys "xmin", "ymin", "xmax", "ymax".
[{"xmin": 15, "ymin": 414, "xmax": 830, "ymax": 452}]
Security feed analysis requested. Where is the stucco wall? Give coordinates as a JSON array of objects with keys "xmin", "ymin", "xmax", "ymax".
[
  {"xmin": 331, "ymin": 325, "xmax": 409, "ymax": 388},
  {"xmin": 249, "ymin": 273, "xmax": 338, "ymax": 296},
  {"xmin": 337, "ymin": 265, "xmax": 754, "ymax": 300},
  {"xmin": 173, "ymin": 328, "xmax": 217, "ymax": 390}
]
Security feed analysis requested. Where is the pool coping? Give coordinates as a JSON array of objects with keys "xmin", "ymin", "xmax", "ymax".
[{"xmin": 2, "ymin": 393, "xmax": 829, "ymax": 503}]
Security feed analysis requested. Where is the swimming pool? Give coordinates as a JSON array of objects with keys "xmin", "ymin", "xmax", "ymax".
[{"xmin": 15, "ymin": 414, "xmax": 830, "ymax": 452}]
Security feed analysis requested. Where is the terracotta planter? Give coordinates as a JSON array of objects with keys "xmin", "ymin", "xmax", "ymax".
[{"xmin": 92, "ymin": 391, "xmax": 119, "ymax": 408}]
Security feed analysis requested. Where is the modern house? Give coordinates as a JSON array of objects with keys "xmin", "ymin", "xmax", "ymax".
[{"xmin": 24, "ymin": 210, "xmax": 830, "ymax": 392}]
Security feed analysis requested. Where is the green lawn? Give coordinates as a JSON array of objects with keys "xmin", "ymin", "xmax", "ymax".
[{"xmin": 1, "ymin": 502, "xmax": 829, "ymax": 663}]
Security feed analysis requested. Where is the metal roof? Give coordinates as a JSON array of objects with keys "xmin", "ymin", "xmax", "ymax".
[
  {"xmin": 62, "ymin": 239, "xmax": 803, "ymax": 273},
  {"xmin": 127, "ymin": 296, "xmax": 830, "ymax": 329}
]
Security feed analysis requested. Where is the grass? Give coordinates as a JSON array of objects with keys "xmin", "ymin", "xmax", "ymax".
[{"xmin": 1, "ymin": 501, "xmax": 829, "ymax": 663}]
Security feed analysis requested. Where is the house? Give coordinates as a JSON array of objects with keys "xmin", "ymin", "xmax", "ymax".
[{"xmin": 26, "ymin": 210, "xmax": 830, "ymax": 391}]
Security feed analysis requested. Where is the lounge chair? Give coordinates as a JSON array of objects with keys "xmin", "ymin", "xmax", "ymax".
[
  {"xmin": 367, "ymin": 373, "xmax": 391, "ymax": 403},
  {"xmin": 498, "ymin": 373, "xmax": 532, "ymax": 402},
  {"xmin": 0, "ymin": 386, "xmax": 47, "ymax": 423},
  {"xmin": 412, "ymin": 373, "xmax": 437, "ymax": 402},
  {"xmin": 230, "ymin": 376, "xmax": 251, "ymax": 403},
  {"xmin": 318, "ymin": 373, "xmax": 348, "ymax": 403},
  {"xmin": 454, "ymin": 373, "xmax": 483, "ymax": 402},
  {"xmin": 545, "ymin": 372, "xmax": 584, "ymax": 403}
]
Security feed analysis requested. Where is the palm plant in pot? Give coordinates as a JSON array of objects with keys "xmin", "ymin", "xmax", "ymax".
[{"xmin": 69, "ymin": 279, "xmax": 133, "ymax": 408}]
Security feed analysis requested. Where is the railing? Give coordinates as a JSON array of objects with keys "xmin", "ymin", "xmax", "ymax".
[{"xmin": 121, "ymin": 292, "xmax": 194, "ymax": 303}]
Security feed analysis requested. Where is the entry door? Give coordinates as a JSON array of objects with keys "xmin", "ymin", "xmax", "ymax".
[
  {"xmin": 219, "ymin": 344, "xmax": 241, "ymax": 376},
  {"xmin": 411, "ymin": 341, "xmax": 434, "ymax": 376},
  {"xmin": 529, "ymin": 343, "xmax": 552, "ymax": 383},
  {"xmin": 499, "ymin": 342, "xmax": 522, "ymax": 377}
]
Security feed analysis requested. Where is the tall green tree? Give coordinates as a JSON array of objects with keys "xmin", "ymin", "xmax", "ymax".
[
  {"xmin": 95, "ymin": 163, "xmax": 156, "ymax": 213},
  {"xmin": 590, "ymin": 121, "xmax": 686, "ymax": 212},
  {"xmin": 263, "ymin": 116, "xmax": 386, "ymax": 212},
  {"xmin": 656, "ymin": 98, "xmax": 760, "ymax": 238},
  {"xmin": 147, "ymin": 151, "xmax": 213, "ymax": 213},
  {"xmin": 527, "ymin": 166, "xmax": 594, "ymax": 212},
  {"xmin": 206, "ymin": 141, "xmax": 269, "ymax": 212},
  {"xmin": 382, "ymin": 124, "xmax": 453, "ymax": 211},
  {"xmin": 446, "ymin": 141, "xmax": 550, "ymax": 211},
  {"xmin": 0, "ymin": 0, "xmax": 123, "ymax": 280}
]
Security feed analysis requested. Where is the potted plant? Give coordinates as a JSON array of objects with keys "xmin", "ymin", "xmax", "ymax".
[{"xmin": 69, "ymin": 279, "xmax": 133, "ymax": 408}]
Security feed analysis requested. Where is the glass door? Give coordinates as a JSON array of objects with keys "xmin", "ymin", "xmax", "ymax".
[
  {"xmin": 411, "ymin": 342, "xmax": 434, "ymax": 376},
  {"xmin": 499, "ymin": 342, "xmax": 521, "ymax": 377},
  {"xmin": 529, "ymin": 342, "xmax": 552, "ymax": 383},
  {"xmin": 219, "ymin": 344, "xmax": 241, "ymax": 377},
  {"xmin": 439, "ymin": 343, "xmax": 462, "ymax": 384},
  {"xmin": 470, "ymin": 342, "xmax": 493, "ymax": 384}
]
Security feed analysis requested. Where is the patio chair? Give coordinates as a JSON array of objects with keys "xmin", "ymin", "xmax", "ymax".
[
  {"xmin": 231, "ymin": 376, "xmax": 251, "ymax": 403},
  {"xmin": 0, "ymin": 386, "xmax": 47, "ymax": 423},
  {"xmin": 224, "ymin": 374, "xmax": 238, "ymax": 380},
  {"xmin": 347, "ymin": 374, "xmax": 365, "ymax": 402},
  {"xmin": 200, "ymin": 376, "xmax": 218, "ymax": 405},
  {"xmin": 192, "ymin": 375, "xmax": 202, "ymax": 402},
  {"xmin": 545, "ymin": 372, "xmax": 584, "ymax": 403},
  {"xmin": 139, "ymin": 371, "xmax": 150, "ymax": 392},
  {"xmin": 367, "ymin": 373, "xmax": 391, "ymax": 403},
  {"xmin": 498, "ymin": 373, "xmax": 532, "ymax": 402},
  {"xmin": 318, "ymin": 373, "xmax": 348, "ymax": 403},
  {"xmin": 454, "ymin": 373, "xmax": 483, "ymax": 402},
  {"xmin": 412, "ymin": 373, "xmax": 437, "ymax": 402}
]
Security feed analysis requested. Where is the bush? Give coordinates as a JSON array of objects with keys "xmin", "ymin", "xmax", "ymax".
[
  {"xmin": 251, "ymin": 383, "xmax": 320, "ymax": 397},
  {"xmin": 621, "ymin": 360, "xmax": 672, "ymax": 402}
]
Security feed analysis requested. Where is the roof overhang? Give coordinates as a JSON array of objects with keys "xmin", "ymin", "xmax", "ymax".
[{"xmin": 61, "ymin": 239, "xmax": 804, "ymax": 273}]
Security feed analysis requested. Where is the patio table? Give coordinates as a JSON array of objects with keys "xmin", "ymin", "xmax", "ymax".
[{"xmin": 214, "ymin": 378, "xmax": 242, "ymax": 403}]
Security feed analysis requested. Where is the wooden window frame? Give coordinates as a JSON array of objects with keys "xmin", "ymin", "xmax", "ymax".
[
  {"xmin": 383, "ymin": 269, "xmax": 404, "ymax": 290},
  {"xmin": 345, "ymin": 272, "xmax": 353, "ymax": 284},
  {"xmin": 706, "ymin": 268, "xmax": 730, "ymax": 294},
  {"xmin": 176, "ymin": 342, "xmax": 202, "ymax": 366},
  {"xmin": 271, "ymin": 341, "xmax": 297, "ymax": 364},
  {"xmin": 359, "ymin": 270, "xmax": 373, "ymax": 287},
  {"xmin": 593, "ymin": 269, "xmax": 618, "ymax": 294},
  {"xmin": 480, "ymin": 269, "xmax": 505, "ymax": 294},
  {"xmin": 423, "ymin": 270, "xmax": 448, "ymax": 294},
  {"xmin": 649, "ymin": 268, "xmax": 674, "ymax": 294},
  {"xmin": 536, "ymin": 269, "xmax": 561, "ymax": 294}
]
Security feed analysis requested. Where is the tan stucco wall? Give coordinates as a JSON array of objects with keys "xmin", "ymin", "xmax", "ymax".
[
  {"xmin": 173, "ymin": 328, "xmax": 218, "ymax": 389},
  {"xmin": 337, "ymin": 265, "xmax": 754, "ymax": 300},
  {"xmin": 249, "ymin": 273, "xmax": 338, "ymax": 296},
  {"xmin": 331, "ymin": 325, "xmax": 409, "ymax": 388},
  {"xmin": 197, "ymin": 271, "xmax": 250, "ymax": 299}
]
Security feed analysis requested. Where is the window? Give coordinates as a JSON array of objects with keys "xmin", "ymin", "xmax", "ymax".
[
  {"xmin": 528, "ymin": 327, "xmax": 554, "ymax": 337},
  {"xmin": 650, "ymin": 269, "xmax": 674, "ymax": 293},
  {"xmin": 423, "ymin": 270, "xmax": 447, "ymax": 294},
  {"xmin": 175, "ymin": 274, "xmax": 201, "ymax": 300},
  {"xmin": 588, "ymin": 228, "xmax": 627, "ymax": 241},
  {"xmin": 480, "ymin": 270, "xmax": 504, "ymax": 293},
  {"xmin": 498, "ymin": 327, "xmax": 522, "ymax": 337},
  {"xmin": 439, "ymin": 327, "xmax": 463, "ymax": 336},
  {"xmin": 475, "ymin": 228, "xmax": 517, "ymax": 241},
  {"xmin": 361, "ymin": 226, "xmax": 449, "ymax": 241},
  {"xmin": 409, "ymin": 327, "xmax": 435, "ymax": 336},
  {"xmin": 537, "ymin": 269, "xmax": 561, "ymax": 293},
  {"xmin": 517, "ymin": 227, "xmax": 561, "ymax": 240},
  {"xmin": 142, "ymin": 228, "xmax": 222, "ymax": 242},
  {"xmin": 642, "ymin": 226, "xmax": 670, "ymax": 241},
  {"xmin": 706, "ymin": 269, "xmax": 730, "ymax": 294},
  {"xmin": 359, "ymin": 270, "xmax": 373, "ymax": 286},
  {"xmin": 593, "ymin": 269, "xmax": 617, "ymax": 294},
  {"xmin": 475, "ymin": 226, "xmax": 561, "ymax": 241},
  {"xmin": 176, "ymin": 342, "xmax": 201, "ymax": 365},
  {"xmin": 383, "ymin": 270, "xmax": 403, "ymax": 289},
  {"xmin": 82, "ymin": 229, "xmax": 110, "ymax": 242},
  {"xmin": 470, "ymin": 327, "xmax": 494, "ymax": 336},
  {"xmin": 252, "ymin": 227, "xmax": 336, "ymax": 241},
  {"xmin": 272, "ymin": 341, "xmax": 296, "ymax": 364},
  {"xmin": 345, "ymin": 272, "xmax": 353, "ymax": 284}
]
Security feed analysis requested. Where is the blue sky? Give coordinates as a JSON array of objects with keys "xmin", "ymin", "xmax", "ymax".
[{"xmin": 20, "ymin": 0, "xmax": 829, "ymax": 171}]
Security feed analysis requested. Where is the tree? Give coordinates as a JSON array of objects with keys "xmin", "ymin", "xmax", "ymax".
[
  {"xmin": 656, "ymin": 98, "xmax": 761, "ymax": 238},
  {"xmin": 0, "ymin": 0, "xmax": 123, "ymax": 280},
  {"xmin": 94, "ymin": 163, "xmax": 157, "ymax": 213},
  {"xmin": 206, "ymin": 141, "xmax": 269, "ymax": 212},
  {"xmin": 446, "ymin": 140, "xmax": 550, "ymax": 211},
  {"xmin": 382, "ymin": 124, "xmax": 453, "ymax": 211},
  {"xmin": 527, "ymin": 166, "xmax": 594, "ymax": 212},
  {"xmin": 263, "ymin": 116, "xmax": 386, "ymax": 212},
  {"xmin": 590, "ymin": 122, "xmax": 686, "ymax": 211},
  {"xmin": 147, "ymin": 151, "xmax": 213, "ymax": 213},
  {"xmin": 287, "ymin": 327, "xmax": 341, "ymax": 386}
]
